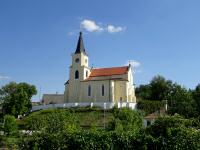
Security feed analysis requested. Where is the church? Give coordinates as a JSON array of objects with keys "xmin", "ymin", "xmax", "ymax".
[{"xmin": 42, "ymin": 32, "xmax": 136, "ymax": 105}]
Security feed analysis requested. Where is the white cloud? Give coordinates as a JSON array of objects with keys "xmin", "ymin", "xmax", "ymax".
[
  {"xmin": 79, "ymin": 19, "xmax": 125, "ymax": 34},
  {"xmin": 107, "ymin": 25, "xmax": 125, "ymax": 33},
  {"xmin": 80, "ymin": 19, "xmax": 103, "ymax": 32},
  {"xmin": 0, "ymin": 75, "xmax": 10, "ymax": 80}
]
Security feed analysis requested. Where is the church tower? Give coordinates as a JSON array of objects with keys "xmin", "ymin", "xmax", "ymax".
[{"xmin": 65, "ymin": 32, "xmax": 90, "ymax": 102}]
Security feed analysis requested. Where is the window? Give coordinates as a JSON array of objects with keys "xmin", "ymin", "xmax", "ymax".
[
  {"xmin": 147, "ymin": 120, "xmax": 151, "ymax": 126},
  {"xmin": 75, "ymin": 58, "xmax": 80, "ymax": 63},
  {"xmin": 86, "ymin": 71, "xmax": 88, "ymax": 77},
  {"xmin": 88, "ymin": 85, "xmax": 91, "ymax": 96},
  {"xmin": 102, "ymin": 85, "xmax": 104, "ymax": 96},
  {"xmin": 75, "ymin": 70, "xmax": 79, "ymax": 79},
  {"xmin": 120, "ymin": 97, "xmax": 122, "ymax": 102},
  {"xmin": 85, "ymin": 59, "xmax": 87, "ymax": 63}
]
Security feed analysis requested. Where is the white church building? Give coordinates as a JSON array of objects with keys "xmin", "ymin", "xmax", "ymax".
[{"xmin": 39, "ymin": 32, "xmax": 137, "ymax": 110}]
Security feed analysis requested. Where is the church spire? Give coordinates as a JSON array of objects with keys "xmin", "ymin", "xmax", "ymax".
[{"xmin": 75, "ymin": 32, "xmax": 86, "ymax": 54}]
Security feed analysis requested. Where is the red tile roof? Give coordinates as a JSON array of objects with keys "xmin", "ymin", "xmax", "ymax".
[
  {"xmin": 84, "ymin": 77, "xmax": 128, "ymax": 81},
  {"xmin": 89, "ymin": 66, "xmax": 129, "ymax": 77}
]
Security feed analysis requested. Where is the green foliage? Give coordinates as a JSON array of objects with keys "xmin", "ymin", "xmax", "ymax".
[
  {"xmin": 0, "ymin": 136, "xmax": 19, "ymax": 149},
  {"xmin": 16, "ymin": 108, "xmax": 200, "ymax": 149},
  {"xmin": 19, "ymin": 115, "xmax": 200, "ymax": 150},
  {"xmin": 0, "ymin": 82, "xmax": 37, "ymax": 117},
  {"xmin": 146, "ymin": 115, "xmax": 199, "ymax": 137},
  {"xmin": 135, "ymin": 85, "xmax": 152, "ymax": 101},
  {"xmin": 25, "ymin": 109, "xmax": 80, "ymax": 133},
  {"xmin": 150, "ymin": 75, "xmax": 173, "ymax": 101},
  {"xmin": 166, "ymin": 127, "xmax": 200, "ymax": 150},
  {"xmin": 18, "ymin": 108, "xmax": 145, "ymax": 149},
  {"xmin": 167, "ymin": 83, "xmax": 197, "ymax": 118},
  {"xmin": 19, "ymin": 130, "xmax": 146, "ymax": 150},
  {"xmin": 107, "ymin": 108, "xmax": 143, "ymax": 133},
  {"xmin": 137, "ymin": 100, "xmax": 165, "ymax": 115},
  {"xmin": 3, "ymin": 115, "xmax": 18, "ymax": 136},
  {"xmin": 136, "ymin": 75, "xmax": 172, "ymax": 101},
  {"xmin": 20, "ymin": 108, "xmax": 114, "ymax": 131},
  {"xmin": 136, "ymin": 75, "xmax": 199, "ymax": 118},
  {"xmin": 193, "ymin": 84, "xmax": 200, "ymax": 115},
  {"xmin": 77, "ymin": 111, "xmax": 103, "ymax": 129},
  {"xmin": 146, "ymin": 115, "xmax": 200, "ymax": 150}
]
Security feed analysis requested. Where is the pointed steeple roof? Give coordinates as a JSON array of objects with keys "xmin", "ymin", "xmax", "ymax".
[{"xmin": 75, "ymin": 32, "xmax": 86, "ymax": 54}]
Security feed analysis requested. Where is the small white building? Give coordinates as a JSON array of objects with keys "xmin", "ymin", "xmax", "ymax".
[{"xmin": 42, "ymin": 32, "xmax": 136, "ymax": 107}]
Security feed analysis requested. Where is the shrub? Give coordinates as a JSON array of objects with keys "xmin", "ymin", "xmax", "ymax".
[
  {"xmin": 107, "ymin": 108, "xmax": 143, "ymax": 133},
  {"xmin": 4, "ymin": 115, "xmax": 18, "ymax": 136},
  {"xmin": 137, "ymin": 100, "xmax": 164, "ymax": 115},
  {"xmin": 145, "ymin": 115, "xmax": 200, "ymax": 150},
  {"xmin": 19, "ymin": 130, "xmax": 146, "ymax": 150},
  {"xmin": 24, "ymin": 109, "xmax": 80, "ymax": 133}
]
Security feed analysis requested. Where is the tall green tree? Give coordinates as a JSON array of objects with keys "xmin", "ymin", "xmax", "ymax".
[
  {"xmin": 0, "ymin": 82, "xmax": 37, "ymax": 117},
  {"xmin": 135, "ymin": 85, "xmax": 152, "ymax": 100},
  {"xmin": 135, "ymin": 75, "xmax": 199, "ymax": 118},
  {"xmin": 193, "ymin": 84, "xmax": 200, "ymax": 114},
  {"xmin": 136, "ymin": 75, "xmax": 172, "ymax": 101},
  {"xmin": 166, "ymin": 83, "xmax": 197, "ymax": 118},
  {"xmin": 149, "ymin": 75, "xmax": 173, "ymax": 101}
]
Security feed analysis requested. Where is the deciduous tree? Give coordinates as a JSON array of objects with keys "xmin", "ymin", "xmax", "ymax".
[
  {"xmin": 193, "ymin": 84, "xmax": 200, "ymax": 114},
  {"xmin": 0, "ymin": 82, "xmax": 37, "ymax": 117}
]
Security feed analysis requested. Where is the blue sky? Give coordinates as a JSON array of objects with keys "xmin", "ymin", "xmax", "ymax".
[{"xmin": 0, "ymin": 0, "xmax": 200, "ymax": 101}]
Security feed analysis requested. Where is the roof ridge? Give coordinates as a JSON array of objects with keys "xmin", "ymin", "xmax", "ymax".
[
  {"xmin": 89, "ymin": 66, "xmax": 129, "ymax": 77},
  {"xmin": 91, "ymin": 66, "xmax": 129, "ymax": 70}
]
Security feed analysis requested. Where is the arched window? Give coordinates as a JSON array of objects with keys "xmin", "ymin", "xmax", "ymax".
[
  {"xmin": 75, "ymin": 58, "xmax": 80, "ymax": 63},
  {"xmin": 102, "ymin": 84, "xmax": 104, "ymax": 96},
  {"xmin": 86, "ymin": 71, "xmax": 88, "ymax": 78},
  {"xmin": 88, "ymin": 85, "xmax": 91, "ymax": 96},
  {"xmin": 75, "ymin": 70, "xmax": 79, "ymax": 79}
]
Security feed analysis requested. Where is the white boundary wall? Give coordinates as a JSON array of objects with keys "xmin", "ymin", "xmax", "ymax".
[{"xmin": 31, "ymin": 102, "xmax": 137, "ymax": 112}]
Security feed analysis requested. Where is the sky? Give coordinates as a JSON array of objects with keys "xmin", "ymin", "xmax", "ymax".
[{"xmin": 0, "ymin": 0, "xmax": 200, "ymax": 101}]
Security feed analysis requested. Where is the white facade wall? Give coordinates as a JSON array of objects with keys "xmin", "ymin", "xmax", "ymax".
[
  {"xmin": 114, "ymin": 81, "xmax": 128, "ymax": 102},
  {"xmin": 67, "ymin": 52, "xmax": 90, "ymax": 102},
  {"xmin": 65, "ymin": 62, "xmax": 136, "ymax": 103},
  {"xmin": 80, "ymin": 80, "xmax": 111, "ymax": 102}
]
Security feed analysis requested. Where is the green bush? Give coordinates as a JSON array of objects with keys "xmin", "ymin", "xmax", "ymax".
[
  {"xmin": 24, "ymin": 109, "xmax": 80, "ymax": 133},
  {"xmin": 21, "ymin": 108, "xmax": 114, "ymax": 131},
  {"xmin": 137, "ymin": 100, "xmax": 164, "ymax": 115},
  {"xmin": 107, "ymin": 108, "xmax": 143, "ymax": 133},
  {"xmin": 17, "ymin": 109, "xmax": 200, "ymax": 150},
  {"xmin": 19, "ymin": 130, "xmax": 146, "ymax": 150},
  {"xmin": 4, "ymin": 115, "xmax": 18, "ymax": 136},
  {"xmin": 145, "ymin": 115, "xmax": 200, "ymax": 150}
]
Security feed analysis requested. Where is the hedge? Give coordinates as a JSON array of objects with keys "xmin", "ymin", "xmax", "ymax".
[{"xmin": 137, "ymin": 100, "xmax": 165, "ymax": 115}]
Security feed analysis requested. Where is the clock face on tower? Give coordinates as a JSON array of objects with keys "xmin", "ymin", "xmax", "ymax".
[{"xmin": 75, "ymin": 58, "xmax": 80, "ymax": 63}]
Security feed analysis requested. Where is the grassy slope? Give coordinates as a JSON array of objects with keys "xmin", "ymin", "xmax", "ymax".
[{"xmin": 18, "ymin": 108, "xmax": 114, "ymax": 130}]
